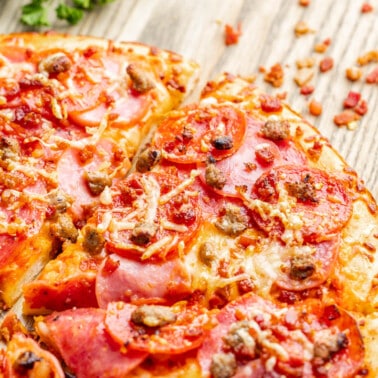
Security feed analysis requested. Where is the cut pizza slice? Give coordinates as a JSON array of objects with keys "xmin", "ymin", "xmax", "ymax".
[{"xmin": 0, "ymin": 32, "xmax": 198, "ymax": 308}]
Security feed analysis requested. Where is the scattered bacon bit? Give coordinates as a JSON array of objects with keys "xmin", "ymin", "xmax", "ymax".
[
  {"xmin": 355, "ymin": 99, "xmax": 368, "ymax": 116},
  {"xmin": 357, "ymin": 50, "xmax": 378, "ymax": 65},
  {"xmin": 361, "ymin": 3, "xmax": 374, "ymax": 13},
  {"xmin": 300, "ymin": 84, "xmax": 315, "ymax": 95},
  {"xmin": 307, "ymin": 140, "xmax": 323, "ymax": 161},
  {"xmin": 343, "ymin": 91, "xmax": 361, "ymax": 108},
  {"xmin": 345, "ymin": 66, "xmax": 363, "ymax": 81},
  {"xmin": 264, "ymin": 63, "xmax": 284, "ymax": 87},
  {"xmin": 294, "ymin": 68, "xmax": 314, "ymax": 86},
  {"xmin": 319, "ymin": 57, "xmax": 334, "ymax": 72},
  {"xmin": 294, "ymin": 21, "xmax": 312, "ymax": 36},
  {"xmin": 296, "ymin": 57, "xmax": 315, "ymax": 69},
  {"xmin": 299, "ymin": 0, "xmax": 311, "ymax": 6},
  {"xmin": 224, "ymin": 23, "xmax": 242, "ymax": 46},
  {"xmin": 259, "ymin": 66, "xmax": 266, "ymax": 73},
  {"xmin": 308, "ymin": 99, "xmax": 322, "ymax": 116},
  {"xmin": 366, "ymin": 66, "xmax": 378, "ymax": 83},
  {"xmin": 333, "ymin": 110, "xmax": 360, "ymax": 127},
  {"xmin": 260, "ymin": 94, "xmax": 282, "ymax": 113},
  {"xmin": 314, "ymin": 38, "xmax": 331, "ymax": 53}
]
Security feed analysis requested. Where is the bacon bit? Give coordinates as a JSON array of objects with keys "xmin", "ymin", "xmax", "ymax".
[
  {"xmin": 294, "ymin": 21, "xmax": 312, "ymax": 36},
  {"xmin": 314, "ymin": 39, "xmax": 331, "ymax": 53},
  {"xmin": 345, "ymin": 66, "xmax": 363, "ymax": 81},
  {"xmin": 224, "ymin": 23, "xmax": 242, "ymax": 46},
  {"xmin": 308, "ymin": 99, "xmax": 322, "ymax": 116},
  {"xmin": 294, "ymin": 68, "xmax": 314, "ymax": 86},
  {"xmin": 366, "ymin": 66, "xmax": 378, "ymax": 84},
  {"xmin": 264, "ymin": 63, "xmax": 284, "ymax": 87},
  {"xmin": 319, "ymin": 57, "xmax": 334, "ymax": 72},
  {"xmin": 244, "ymin": 162, "xmax": 257, "ymax": 172},
  {"xmin": 357, "ymin": 50, "xmax": 378, "ymax": 65},
  {"xmin": 260, "ymin": 95, "xmax": 282, "ymax": 113},
  {"xmin": 296, "ymin": 57, "xmax": 315, "ymax": 69},
  {"xmin": 333, "ymin": 110, "xmax": 360, "ymax": 127},
  {"xmin": 355, "ymin": 99, "xmax": 368, "ymax": 116},
  {"xmin": 259, "ymin": 66, "xmax": 266, "ymax": 73},
  {"xmin": 295, "ymin": 126, "xmax": 304, "ymax": 137},
  {"xmin": 255, "ymin": 144, "xmax": 276, "ymax": 164},
  {"xmin": 343, "ymin": 91, "xmax": 361, "ymax": 108},
  {"xmin": 299, "ymin": 0, "xmax": 311, "ymax": 6},
  {"xmin": 300, "ymin": 84, "xmax": 315, "ymax": 95},
  {"xmin": 361, "ymin": 3, "xmax": 374, "ymax": 13}
]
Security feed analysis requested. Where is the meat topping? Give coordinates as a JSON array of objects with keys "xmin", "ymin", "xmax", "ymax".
[
  {"xmin": 198, "ymin": 242, "xmax": 216, "ymax": 266},
  {"xmin": 84, "ymin": 171, "xmax": 112, "ymax": 196},
  {"xmin": 215, "ymin": 204, "xmax": 248, "ymax": 236},
  {"xmin": 82, "ymin": 225, "xmax": 105, "ymax": 255},
  {"xmin": 223, "ymin": 321, "xmax": 258, "ymax": 358},
  {"xmin": 47, "ymin": 189, "xmax": 72, "ymax": 214},
  {"xmin": 135, "ymin": 149, "xmax": 161, "ymax": 173},
  {"xmin": 38, "ymin": 53, "xmax": 72, "ymax": 75},
  {"xmin": 131, "ymin": 305, "xmax": 177, "ymax": 328},
  {"xmin": 289, "ymin": 254, "xmax": 316, "ymax": 280},
  {"xmin": 50, "ymin": 214, "xmax": 78, "ymax": 243},
  {"xmin": 205, "ymin": 163, "xmax": 227, "ymax": 190},
  {"xmin": 285, "ymin": 176, "xmax": 318, "ymax": 203},
  {"xmin": 210, "ymin": 352, "xmax": 237, "ymax": 378},
  {"xmin": 211, "ymin": 135, "xmax": 234, "ymax": 150},
  {"xmin": 0, "ymin": 137, "xmax": 20, "ymax": 162},
  {"xmin": 314, "ymin": 331, "xmax": 348, "ymax": 362},
  {"xmin": 260, "ymin": 119, "xmax": 290, "ymax": 141},
  {"xmin": 130, "ymin": 222, "xmax": 158, "ymax": 245},
  {"xmin": 127, "ymin": 63, "xmax": 155, "ymax": 93}
]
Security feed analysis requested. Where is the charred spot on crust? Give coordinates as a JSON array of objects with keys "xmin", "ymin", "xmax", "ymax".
[
  {"xmin": 82, "ymin": 225, "xmax": 105, "ymax": 255},
  {"xmin": 135, "ymin": 149, "xmax": 161, "ymax": 173},
  {"xmin": 205, "ymin": 163, "xmax": 227, "ymax": 190},
  {"xmin": 289, "ymin": 254, "xmax": 316, "ymax": 280},
  {"xmin": 84, "ymin": 171, "xmax": 112, "ymax": 196},
  {"xmin": 211, "ymin": 135, "xmax": 234, "ymax": 150},
  {"xmin": 260, "ymin": 119, "xmax": 290, "ymax": 141},
  {"xmin": 210, "ymin": 352, "xmax": 237, "ymax": 378},
  {"xmin": 13, "ymin": 351, "xmax": 41, "ymax": 372},
  {"xmin": 131, "ymin": 305, "xmax": 177, "ymax": 328},
  {"xmin": 130, "ymin": 222, "xmax": 158, "ymax": 245}
]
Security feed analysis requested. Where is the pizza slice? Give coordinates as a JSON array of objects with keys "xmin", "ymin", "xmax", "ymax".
[{"xmin": 0, "ymin": 32, "xmax": 198, "ymax": 308}]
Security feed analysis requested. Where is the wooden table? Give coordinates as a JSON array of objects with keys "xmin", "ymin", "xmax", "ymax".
[{"xmin": 1, "ymin": 0, "xmax": 378, "ymax": 195}]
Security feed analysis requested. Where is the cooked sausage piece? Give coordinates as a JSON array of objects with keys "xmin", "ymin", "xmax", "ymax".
[
  {"xmin": 210, "ymin": 352, "xmax": 237, "ymax": 378},
  {"xmin": 135, "ymin": 149, "xmax": 161, "ymax": 173},
  {"xmin": 131, "ymin": 305, "xmax": 177, "ymax": 328},
  {"xmin": 215, "ymin": 204, "xmax": 248, "ymax": 236},
  {"xmin": 82, "ymin": 225, "xmax": 105, "ymax": 255},
  {"xmin": 127, "ymin": 64, "xmax": 155, "ymax": 93},
  {"xmin": 205, "ymin": 163, "xmax": 227, "ymax": 190},
  {"xmin": 260, "ymin": 119, "xmax": 290, "ymax": 141},
  {"xmin": 130, "ymin": 222, "xmax": 158, "ymax": 245},
  {"xmin": 84, "ymin": 171, "xmax": 112, "ymax": 195}
]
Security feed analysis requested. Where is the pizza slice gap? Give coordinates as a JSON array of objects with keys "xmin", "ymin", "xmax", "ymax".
[{"xmin": 0, "ymin": 32, "xmax": 199, "ymax": 309}]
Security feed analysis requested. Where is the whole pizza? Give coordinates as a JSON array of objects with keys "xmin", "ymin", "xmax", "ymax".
[{"xmin": 0, "ymin": 32, "xmax": 377, "ymax": 378}]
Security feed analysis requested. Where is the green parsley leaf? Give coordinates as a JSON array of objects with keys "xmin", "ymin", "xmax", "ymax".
[
  {"xmin": 21, "ymin": 1, "xmax": 50, "ymax": 27},
  {"xmin": 72, "ymin": 0, "xmax": 92, "ymax": 9},
  {"xmin": 56, "ymin": 3, "xmax": 84, "ymax": 25}
]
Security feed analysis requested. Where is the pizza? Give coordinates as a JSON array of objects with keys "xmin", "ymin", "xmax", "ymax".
[{"xmin": 0, "ymin": 33, "xmax": 378, "ymax": 378}]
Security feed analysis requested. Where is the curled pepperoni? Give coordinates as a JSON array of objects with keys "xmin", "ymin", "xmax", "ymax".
[
  {"xmin": 248, "ymin": 165, "xmax": 352, "ymax": 243},
  {"xmin": 152, "ymin": 103, "xmax": 247, "ymax": 163}
]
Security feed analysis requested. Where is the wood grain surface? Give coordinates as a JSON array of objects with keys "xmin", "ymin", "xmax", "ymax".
[{"xmin": 1, "ymin": 0, "xmax": 378, "ymax": 195}]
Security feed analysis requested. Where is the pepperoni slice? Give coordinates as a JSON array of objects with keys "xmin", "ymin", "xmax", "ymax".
[
  {"xmin": 104, "ymin": 301, "xmax": 210, "ymax": 354},
  {"xmin": 98, "ymin": 170, "xmax": 201, "ymax": 260},
  {"xmin": 198, "ymin": 117, "xmax": 306, "ymax": 197},
  {"xmin": 36, "ymin": 308, "xmax": 148, "ymax": 378},
  {"xmin": 152, "ymin": 104, "xmax": 247, "ymax": 163},
  {"xmin": 198, "ymin": 293, "xmax": 364, "ymax": 378},
  {"xmin": 95, "ymin": 254, "xmax": 192, "ymax": 308},
  {"xmin": 247, "ymin": 165, "xmax": 352, "ymax": 243}
]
